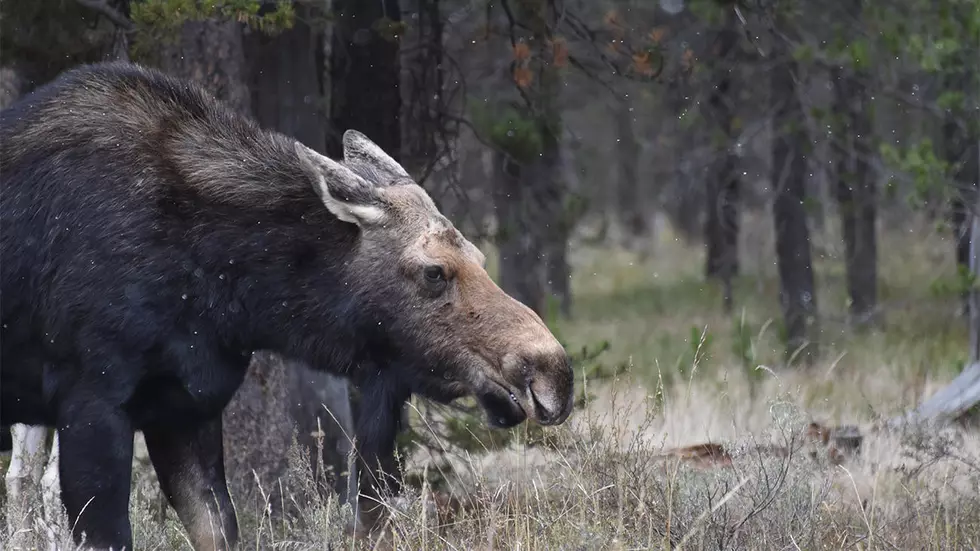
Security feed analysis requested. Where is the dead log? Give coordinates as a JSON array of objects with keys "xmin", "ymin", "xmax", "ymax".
[{"xmin": 884, "ymin": 362, "xmax": 980, "ymax": 430}]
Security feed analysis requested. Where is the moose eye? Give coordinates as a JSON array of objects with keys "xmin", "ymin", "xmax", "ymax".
[{"xmin": 424, "ymin": 265, "xmax": 445, "ymax": 282}]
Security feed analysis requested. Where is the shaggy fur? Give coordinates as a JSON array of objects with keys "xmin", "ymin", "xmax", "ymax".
[{"xmin": 0, "ymin": 62, "xmax": 572, "ymax": 550}]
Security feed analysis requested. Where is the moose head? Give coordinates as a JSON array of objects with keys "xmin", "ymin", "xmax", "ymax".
[{"xmin": 296, "ymin": 131, "xmax": 575, "ymax": 429}]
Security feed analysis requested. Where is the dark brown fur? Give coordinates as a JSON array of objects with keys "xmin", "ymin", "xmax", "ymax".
[{"xmin": 1, "ymin": 62, "xmax": 573, "ymax": 550}]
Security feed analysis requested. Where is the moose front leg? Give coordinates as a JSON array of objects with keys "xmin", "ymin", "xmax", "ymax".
[
  {"xmin": 143, "ymin": 417, "xmax": 238, "ymax": 551},
  {"xmin": 5, "ymin": 424, "xmax": 49, "ymax": 549},
  {"xmin": 350, "ymin": 375, "xmax": 410, "ymax": 538},
  {"xmin": 57, "ymin": 398, "xmax": 135, "ymax": 551}
]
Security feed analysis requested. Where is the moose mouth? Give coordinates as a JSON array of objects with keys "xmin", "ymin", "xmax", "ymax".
[
  {"xmin": 476, "ymin": 380, "xmax": 531, "ymax": 429},
  {"xmin": 419, "ymin": 353, "xmax": 571, "ymax": 429}
]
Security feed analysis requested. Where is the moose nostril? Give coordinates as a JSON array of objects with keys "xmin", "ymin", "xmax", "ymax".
[
  {"xmin": 528, "ymin": 380, "xmax": 565, "ymax": 424},
  {"xmin": 529, "ymin": 387, "xmax": 556, "ymax": 423},
  {"xmin": 519, "ymin": 349, "xmax": 574, "ymax": 425}
]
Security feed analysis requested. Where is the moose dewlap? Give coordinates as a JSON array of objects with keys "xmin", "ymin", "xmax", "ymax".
[{"xmin": 0, "ymin": 61, "xmax": 573, "ymax": 550}]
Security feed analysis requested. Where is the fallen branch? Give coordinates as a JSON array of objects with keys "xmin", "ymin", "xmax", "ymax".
[
  {"xmin": 884, "ymin": 362, "xmax": 980, "ymax": 430},
  {"xmin": 656, "ymin": 422, "xmax": 859, "ymax": 470},
  {"xmin": 661, "ymin": 361, "xmax": 980, "ymax": 472}
]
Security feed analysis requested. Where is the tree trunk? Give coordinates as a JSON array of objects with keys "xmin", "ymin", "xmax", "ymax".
[
  {"xmin": 702, "ymin": 9, "xmax": 741, "ymax": 313},
  {"xmin": 946, "ymin": 109, "xmax": 980, "ymax": 317},
  {"xmin": 537, "ymin": 52, "xmax": 571, "ymax": 319},
  {"xmin": 244, "ymin": 9, "xmax": 327, "ymax": 153},
  {"xmin": 614, "ymin": 94, "xmax": 647, "ymax": 244},
  {"xmin": 286, "ymin": 358, "xmax": 356, "ymax": 502},
  {"xmin": 0, "ymin": 65, "xmax": 28, "ymax": 108},
  {"xmin": 771, "ymin": 52, "xmax": 819, "ymax": 364},
  {"xmin": 658, "ymin": 7, "xmax": 702, "ymax": 242},
  {"xmin": 242, "ymin": 5, "xmax": 355, "ymax": 500},
  {"xmin": 538, "ymin": 144, "xmax": 572, "ymax": 319},
  {"xmin": 951, "ymin": 190, "xmax": 974, "ymax": 284},
  {"xmin": 156, "ymin": 19, "xmax": 251, "ymax": 115},
  {"xmin": 665, "ymin": 80, "xmax": 702, "ymax": 241},
  {"xmin": 833, "ymin": 60, "xmax": 878, "ymax": 327},
  {"xmin": 401, "ymin": 0, "xmax": 447, "ymax": 187},
  {"xmin": 494, "ymin": 152, "xmax": 547, "ymax": 314},
  {"xmin": 327, "ymin": 0, "xmax": 402, "ymax": 159},
  {"xmin": 494, "ymin": 0, "xmax": 570, "ymax": 319}
]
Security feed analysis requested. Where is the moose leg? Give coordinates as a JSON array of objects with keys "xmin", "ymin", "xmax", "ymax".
[
  {"xmin": 41, "ymin": 430, "xmax": 61, "ymax": 519},
  {"xmin": 351, "ymin": 375, "xmax": 410, "ymax": 537},
  {"xmin": 58, "ymin": 400, "xmax": 134, "ymax": 551},
  {"xmin": 143, "ymin": 417, "xmax": 238, "ymax": 551},
  {"xmin": 5, "ymin": 424, "xmax": 48, "ymax": 548},
  {"xmin": 41, "ymin": 430, "xmax": 63, "ymax": 548}
]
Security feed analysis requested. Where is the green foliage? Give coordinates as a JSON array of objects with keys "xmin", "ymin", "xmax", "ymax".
[
  {"xmin": 131, "ymin": 0, "xmax": 295, "ymax": 32},
  {"xmin": 792, "ymin": 43, "xmax": 815, "ymax": 64},
  {"xmin": 731, "ymin": 311, "xmax": 754, "ymax": 371},
  {"xmin": 879, "ymin": 139, "xmax": 951, "ymax": 208},
  {"xmin": 674, "ymin": 325, "xmax": 714, "ymax": 381},
  {"xmin": 130, "ymin": 0, "xmax": 295, "ymax": 58},
  {"xmin": 863, "ymin": 0, "xmax": 980, "ymax": 87},
  {"xmin": 937, "ymin": 90, "xmax": 967, "ymax": 113},
  {"xmin": 677, "ymin": 106, "xmax": 700, "ymax": 131},
  {"xmin": 373, "ymin": 16, "xmax": 407, "ymax": 42},
  {"xmin": 847, "ymin": 38, "xmax": 871, "ymax": 70},
  {"xmin": 799, "ymin": 0, "xmax": 980, "ymax": 214},
  {"xmin": 560, "ymin": 193, "xmax": 591, "ymax": 233},
  {"xmin": 470, "ymin": 101, "xmax": 544, "ymax": 163},
  {"xmin": 906, "ymin": 34, "xmax": 956, "ymax": 73},
  {"xmin": 801, "ymin": 195, "xmax": 823, "ymax": 216},
  {"xmin": 929, "ymin": 264, "xmax": 980, "ymax": 298},
  {"xmin": 731, "ymin": 312, "xmax": 768, "ymax": 398},
  {"xmin": 686, "ymin": 0, "xmax": 727, "ymax": 26}
]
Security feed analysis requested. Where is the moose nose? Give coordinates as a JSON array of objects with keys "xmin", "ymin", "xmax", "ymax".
[{"xmin": 525, "ymin": 352, "xmax": 574, "ymax": 426}]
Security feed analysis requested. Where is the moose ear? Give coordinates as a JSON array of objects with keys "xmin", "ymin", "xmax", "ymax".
[
  {"xmin": 295, "ymin": 142, "xmax": 386, "ymax": 226},
  {"xmin": 342, "ymin": 129, "xmax": 410, "ymax": 181}
]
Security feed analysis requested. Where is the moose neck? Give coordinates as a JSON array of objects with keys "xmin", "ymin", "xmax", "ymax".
[{"xmin": 192, "ymin": 201, "xmax": 370, "ymax": 376}]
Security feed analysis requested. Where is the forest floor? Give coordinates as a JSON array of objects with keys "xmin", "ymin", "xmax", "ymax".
[{"xmin": 8, "ymin": 213, "xmax": 980, "ymax": 549}]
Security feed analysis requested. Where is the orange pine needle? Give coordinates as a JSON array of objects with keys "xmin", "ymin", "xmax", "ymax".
[
  {"xmin": 513, "ymin": 66, "xmax": 533, "ymax": 88},
  {"xmin": 552, "ymin": 37, "xmax": 568, "ymax": 68},
  {"xmin": 513, "ymin": 42, "xmax": 531, "ymax": 61},
  {"xmin": 649, "ymin": 27, "xmax": 667, "ymax": 44}
]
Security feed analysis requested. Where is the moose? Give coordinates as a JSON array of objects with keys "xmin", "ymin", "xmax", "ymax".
[{"xmin": 0, "ymin": 62, "xmax": 574, "ymax": 551}]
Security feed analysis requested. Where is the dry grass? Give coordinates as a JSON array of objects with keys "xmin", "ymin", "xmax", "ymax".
[{"xmin": 4, "ymin": 213, "xmax": 980, "ymax": 550}]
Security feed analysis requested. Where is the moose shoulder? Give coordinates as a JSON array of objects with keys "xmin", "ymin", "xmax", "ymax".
[{"xmin": 0, "ymin": 62, "xmax": 573, "ymax": 550}]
